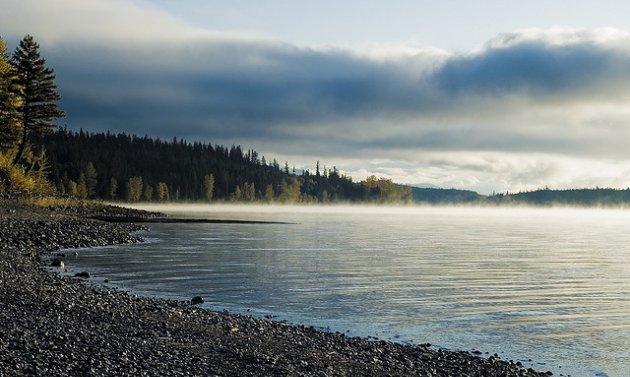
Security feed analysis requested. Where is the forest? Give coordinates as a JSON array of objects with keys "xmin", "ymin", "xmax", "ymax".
[
  {"xmin": 37, "ymin": 127, "xmax": 413, "ymax": 203},
  {"xmin": 488, "ymin": 188, "xmax": 630, "ymax": 207}
]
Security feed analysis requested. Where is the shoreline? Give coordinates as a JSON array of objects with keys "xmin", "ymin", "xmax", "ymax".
[
  {"xmin": 91, "ymin": 215, "xmax": 293, "ymax": 224},
  {"xmin": 0, "ymin": 203, "xmax": 552, "ymax": 376}
]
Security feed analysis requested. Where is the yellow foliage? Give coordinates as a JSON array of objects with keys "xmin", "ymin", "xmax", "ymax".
[
  {"xmin": 0, "ymin": 152, "xmax": 55, "ymax": 195},
  {"xmin": 0, "ymin": 153, "xmax": 34, "ymax": 191},
  {"xmin": 24, "ymin": 196, "xmax": 99, "ymax": 209}
]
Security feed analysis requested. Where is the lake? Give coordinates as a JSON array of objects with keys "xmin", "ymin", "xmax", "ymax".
[{"xmin": 65, "ymin": 205, "xmax": 630, "ymax": 377}]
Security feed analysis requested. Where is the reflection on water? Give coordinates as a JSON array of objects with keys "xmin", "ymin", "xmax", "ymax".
[{"xmin": 71, "ymin": 206, "xmax": 630, "ymax": 377}]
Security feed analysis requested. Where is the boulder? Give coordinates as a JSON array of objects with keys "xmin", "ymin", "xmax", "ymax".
[{"xmin": 51, "ymin": 259, "xmax": 64, "ymax": 268}]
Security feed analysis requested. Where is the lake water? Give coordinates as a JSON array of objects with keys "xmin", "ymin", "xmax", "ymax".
[{"xmin": 65, "ymin": 205, "xmax": 630, "ymax": 377}]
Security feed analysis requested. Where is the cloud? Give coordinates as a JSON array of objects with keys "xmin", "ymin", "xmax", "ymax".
[
  {"xmin": 433, "ymin": 29, "xmax": 630, "ymax": 100},
  {"xmin": 1, "ymin": 0, "xmax": 226, "ymax": 44},
  {"xmin": 43, "ymin": 27, "xmax": 630, "ymax": 137}
]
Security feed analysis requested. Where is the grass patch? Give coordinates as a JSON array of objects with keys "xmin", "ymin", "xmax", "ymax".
[{"xmin": 23, "ymin": 196, "xmax": 105, "ymax": 209}]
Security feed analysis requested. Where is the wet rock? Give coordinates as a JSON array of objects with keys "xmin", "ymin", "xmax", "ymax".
[
  {"xmin": 51, "ymin": 259, "xmax": 64, "ymax": 268},
  {"xmin": 191, "ymin": 296, "xmax": 204, "ymax": 305},
  {"xmin": 74, "ymin": 272, "xmax": 90, "ymax": 279}
]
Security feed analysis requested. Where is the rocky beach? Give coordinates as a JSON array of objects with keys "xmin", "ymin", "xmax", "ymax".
[{"xmin": 0, "ymin": 201, "xmax": 553, "ymax": 376}]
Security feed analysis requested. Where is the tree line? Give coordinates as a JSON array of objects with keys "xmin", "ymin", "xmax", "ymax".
[
  {"xmin": 38, "ymin": 127, "xmax": 413, "ymax": 204},
  {"xmin": 487, "ymin": 188, "xmax": 630, "ymax": 207}
]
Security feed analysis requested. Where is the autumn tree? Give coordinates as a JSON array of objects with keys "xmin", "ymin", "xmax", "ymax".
[
  {"xmin": 76, "ymin": 173, "xmax": 88, "ymax": 199},
  {"xmin": 243, "ymin": 182, "xmax": 255, "ymax": 202},
  {"xmin": 377, "ymin": 178, "xmax": 395, "ymax": 202},
  {"xmin": 364, "ymin": 175, "xmax": 378, "ymax": 190},
  {"xmin": 264, "ymin": 184, "xmax": 274, "ymax": 203},
  {"xmin": 231, "ymin": 185, "xmax": 242, "ymax": 201},
  {"xmin": 322, "ymin": 189, "xmax": 330, "ymax": 203},
  {"xmin": 125, "ymin": 176, "xmax": 143, "ymax": 201},
  {"xmin": 278, "ymin": 178, "xmax": 301, "ymax": 203},
  {"xmin": 143, "ymin": 183, "xmax": 153, "ymax": 201},
  {"xmin": 402, "ymin": 186, "xmax": 413, "ymax": 203},
  {"xmin": 203, "ymin": 173, "xmax": 214, "ymax": 201},
  {"xmin": 66, "ymin": 180, "xmax": 78, "ymax": 197},
  {"xmin": 156, "ymin": 182, "xmax": 169, "ymax": 201},
  {"xmin": 11, "ymin": 35, "xmax": 64, "ymax": 166}
]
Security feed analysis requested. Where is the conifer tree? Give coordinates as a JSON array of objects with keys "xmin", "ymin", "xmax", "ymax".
[
  {"xmin": 11, "ymin": 35, "xmax": 64, "ymax": 165},
  {"xmin": 84, "ymin": 161, "xmax": 98, "ymax": 197},
  {"xmin": 108, "ymin": 177, "xmax": 118, "ymax": 200},
  {"xmin": 0, "ymin": 38, "xmax": 21, "ymax": 152}
]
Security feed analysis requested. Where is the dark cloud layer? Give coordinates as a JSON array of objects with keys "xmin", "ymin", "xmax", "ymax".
[
  {"xmin": 434, "ymin": 39, "xmax": 630, "ymax": 98},
  {"xmin": 37, "ymin": 30, "xmax": 630, "ymax": 158}
]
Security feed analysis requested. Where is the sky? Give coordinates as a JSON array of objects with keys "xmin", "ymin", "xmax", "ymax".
[{"xmin": 3, "ymin": 0, "xmax": 630, "ymax": 194}]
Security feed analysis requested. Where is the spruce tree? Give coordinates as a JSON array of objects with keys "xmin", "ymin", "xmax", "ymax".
[
  {"xmin": 0, "ymin": 37, "xmax": 21, "ymax": 152},
  {"xmin": 108, "ymin": 177, "xmax": 118, "ymax": 200},
  {"xmin": 84, "ymin": 161, "xmax": 98, "ymax": 197},
  {"xmin": 11, "ymin": 35, "xmax": 64, "ymax": 165}
]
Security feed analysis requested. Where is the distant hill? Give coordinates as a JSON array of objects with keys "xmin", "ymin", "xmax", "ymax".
[
  {"xmin": 412, "ymin": 187, "xmax": 482, "ymax": 204},
  {"xmin": 489, "ymin": 188, "xmax": 630, "ymax": 207},
  {"xmin": 411, "ymin": 187, "xmax": 630, "ymax": 207}
]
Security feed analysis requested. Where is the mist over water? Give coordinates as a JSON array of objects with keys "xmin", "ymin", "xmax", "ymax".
[{"xmin": 71, "ymin": 205, "xmax": 630, "ymax": 376}]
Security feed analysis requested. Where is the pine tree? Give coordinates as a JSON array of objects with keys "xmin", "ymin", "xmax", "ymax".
[
  {"xmin": 322, "ymin": 189, "xmax": 330, "ymax": 203},
  {"xmin": 84, "ymin": 161, "xmax": 98, "ymax": 197},
  {"xmin": 108, "ymin": 177, "xmax": 118, "ymax": 200},
  {"xmin": 11, "ymin": 35, "xmax": 64, "ymax": 165},
  {"xmin": 0, "ymin": 38, "xmax": 21, "ymax": 152}
]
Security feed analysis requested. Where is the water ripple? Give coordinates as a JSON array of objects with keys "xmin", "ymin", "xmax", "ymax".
[{"xmin": 68, "ymin": 207, "xmax": 630, "ymax": 377}]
